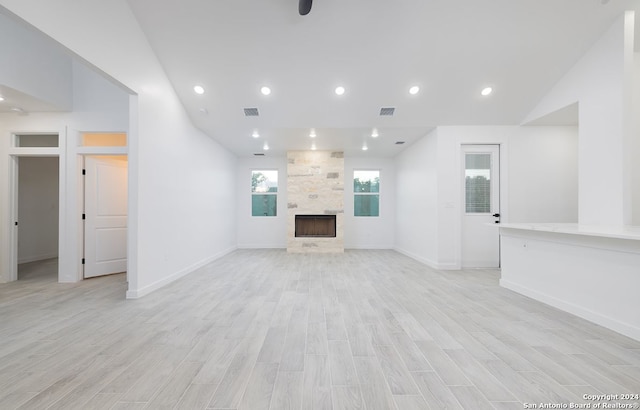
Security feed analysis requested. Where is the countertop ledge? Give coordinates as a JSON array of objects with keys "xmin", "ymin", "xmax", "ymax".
[{"xmin": 498, "ymin": 223, "xmax": 640, "ymax": 241}]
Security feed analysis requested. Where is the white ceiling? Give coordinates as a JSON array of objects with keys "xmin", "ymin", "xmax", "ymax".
[
  {"xmin": 3, "ymin": 0, "xmax": 640, "ymax": 157},
  {"xmin": 0, "ymin": 84, "xmax": 64, "ymax": 114}
]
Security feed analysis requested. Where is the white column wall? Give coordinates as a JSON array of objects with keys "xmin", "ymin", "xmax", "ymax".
[
  {"xmin": 633, "ymin": 50, "xmax": 640, "ymax": 225},
  {"xmin": 394, "ymin": 129, "xmax": 439, "ymax": 267}
]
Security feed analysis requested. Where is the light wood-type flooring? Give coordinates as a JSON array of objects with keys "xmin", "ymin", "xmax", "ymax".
[{"xmin": 1, "ymin": 250, "xmax": 639, "ymax": 409}]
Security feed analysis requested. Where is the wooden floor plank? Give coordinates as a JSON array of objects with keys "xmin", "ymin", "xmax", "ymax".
[{"xmin": 0, "ymin": 250, "xmax": 639, "ymax": 409}]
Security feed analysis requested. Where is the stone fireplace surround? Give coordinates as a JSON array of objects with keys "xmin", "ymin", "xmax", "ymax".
[{"xmin": 287, "ymin": 151, "xmax": 344, "ymax": 253}]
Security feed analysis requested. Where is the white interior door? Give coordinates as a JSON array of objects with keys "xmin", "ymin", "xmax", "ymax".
[
  {"xmin": 84, "ymin": 156, "xmax": 127, "ymax": 278},
  {"xmin": 461, "ymin": 145, "xmax": 500, "ymax": 268}
]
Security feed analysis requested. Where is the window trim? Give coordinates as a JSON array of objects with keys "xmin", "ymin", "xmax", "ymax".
[
  {"xmin": 251, "ymin": 169, "xmax": 278, "ymax": 217},
  {"xmin": 353, "ymin": 169, "xmax": 380, "ymax": 217}
]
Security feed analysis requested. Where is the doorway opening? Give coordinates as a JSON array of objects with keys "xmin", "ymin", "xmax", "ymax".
[{"xmin": 17, "ymin": 156, "xmax": 60, "ymax": 282}]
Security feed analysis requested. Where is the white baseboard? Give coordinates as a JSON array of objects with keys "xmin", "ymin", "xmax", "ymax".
[
  {"xmin": 126, "ymin": 246, "xmax": 237, "ymax": 299},
  {"xmin": 236, "ymin": 244, "xmax": 286, "ymax": 249},
  {"xmin": 501, "ymin": 279, "xmax": 640, "ymax": 342},
  {"xmin": 345, "ymin": 244, "xmax": 394, "ymax": 250},
  {"xmin": 393, "ymin": 247, "xmax": 458, "ymax": 270},
  {"xmin": 18, "ymin": 252, "xmax": 58, "ymax": 264}
]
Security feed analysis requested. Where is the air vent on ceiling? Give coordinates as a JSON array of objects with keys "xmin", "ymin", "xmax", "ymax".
[
  {"xmin": 244, "ymin": 108, "xmax": 260, "ymax": 117},
  {"xmin": 254, "ymin": 153, "xmax": 265, "ymax": 156},
  {"xmin": 395, "ymin": 141, "xmax": 405, "ymax": 145},
  {"xmin": 379, "ymin": 107, "xmax": 395, "ymax": 116}
]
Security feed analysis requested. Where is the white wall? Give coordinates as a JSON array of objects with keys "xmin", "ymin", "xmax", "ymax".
[
  {"xmin": 18, "ymin": 157, "xmax": 59, "ymax": 263},
  {"xmin": 236, "ymin": 155, "xmax": 396, "ymax": 250},
  {"xmin": 1, "ymin": 1, "xmax": 238, "ymax": 296},
  {"xmin": 72, "ymin": 61, "xmax": 131, "ymax": 125},
  {"xmin": 524, "ymin": 14, "xmax": 634, "ymax": 226},
  {"xmin": 395, "ymin": 129, "xmax": 439, "ymax": 266},
  {"xmin": 435, "ymin": 126, "xmax": 511, "ymax": 268},
  {"xmin": 0, "ymin": 14, "xmax": 131, "ymax": 283},
  {"xmin": 508, "ymin": 126, "xmax": 578, "ymax": 223},
  {"xmin": 237, "ymin": 156, "xmax": 288, "ymax": 248},
  {"xmin": 394, "ymin": 125, "xmax": 579, "ymax": 269},
  {"xmin": 344, "ymin": 157, "xmax": 395, "ymax": 249}
]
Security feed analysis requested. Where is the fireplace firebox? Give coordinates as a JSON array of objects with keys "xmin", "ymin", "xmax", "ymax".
[{"xmin": 295, "ymin": 215, "xmax": 336, "ymax": 238}]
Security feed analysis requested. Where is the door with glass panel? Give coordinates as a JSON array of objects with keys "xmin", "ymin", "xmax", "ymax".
[{"xmin": 461, "ymin": 145, "xmax": 500, "ymax": 268}]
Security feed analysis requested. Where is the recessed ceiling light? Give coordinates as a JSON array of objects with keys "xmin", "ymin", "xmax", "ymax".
[
  {"xmin": 260, "ymin": 86, "xmax": 271, "ymax": 96},
  {"xmin": 362, "ymin": 144, "xmax": 368, "ymax": 151},
  {"xmin": 481, "ymin": 87, "xmax": 493, "ymax": 96},
  {"xmin": 194, "ymin": 85, "xmax": 205, "ymax": 95},
  {"xmin": 335, "ymin": 86, "xmax": 345, "ymax": 96},
  {"xmin": 252, "ymin": 130, "xmax": 260, "ymax": 138},
  {"xmin": 0, "ymin": 96, "xmax": 4, "ymax": 102},
  {"xmin": 309, "ymin": 129, "xmax": 317, "ymax": 138},
  {"xmin": 311, "ymin": 143, "xmax": 317, "ymax": 151},
  {"xmin": 371, "ymin": 128, "xmax": 379, "ymax": 138},
  {"xmin": 409, "ymin": 86, "xmax": 420, "ymax": 95},
  {"xmin": 263, "ymin": 143, "xmax": 269, "ymax": 150}
]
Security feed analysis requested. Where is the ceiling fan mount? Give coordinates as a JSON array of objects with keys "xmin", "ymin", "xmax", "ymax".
[{"xmin": 299, "ymin": 0, "xmax": 312, "ymax": 15}]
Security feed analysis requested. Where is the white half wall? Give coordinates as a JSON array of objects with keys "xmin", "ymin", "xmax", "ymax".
[
  {"xmin": 501, "ymin": 227, "xmax": 640, "ymax": 341},
  {"xmin": 17, "ymin": 157, "xmax": 59, "ymax": 263}
]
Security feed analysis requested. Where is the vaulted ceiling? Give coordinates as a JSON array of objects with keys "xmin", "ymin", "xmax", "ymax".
[{"xmin": 3, "ymin": 0, "xmax": 640, "ymax": 157}]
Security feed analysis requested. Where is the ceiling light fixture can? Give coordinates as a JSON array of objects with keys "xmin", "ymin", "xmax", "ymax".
[
  {"xmin": 309, "ymin": 128, "xmax": 317, "ymax": 138},
  {"xmin": 371, "ymin": 128, "xmax": 379, "ymax": 138},
  {"xmin": 481, "ymin": 87, "xmax": 493, "ymax": 96},
  {"xmin": 263, "ymin": 143, "xmax": 269, "ymax": 150},
  {"xmin": 252, "ymin": 130, "xmax": 260, "ymax": 138},
  {"xmin": 335, "ymin": 86, "xmax": 345, "ymax": 96},
  {"xmin": 362, "ymin": 145, "xmax": 368, "ymax": 151},
  {"xmin": 261, "ymin": 86, "xmax": 271, "ymax": 96},
  {"xmin": 0, "ymin": 96, "xmax": 4, "ymax": 102},
  {"xmin": 409, "ymin": 86, "xmax": 420, "ymax": 95},
  {"xmin": 194, "ymin": 85, "xmax": 205, "ymax": 94}
]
